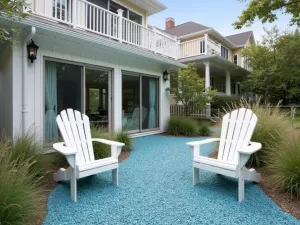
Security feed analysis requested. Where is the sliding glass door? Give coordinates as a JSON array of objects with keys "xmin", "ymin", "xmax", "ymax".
[
  {"xmin": 45, "ymin": 61, "xmax": 82, "ymax": 143},
  {"xmin": 85, "ymin": 68, "xmax": 111, "ymax": 132},
  {"xmin": 44, "ymin": 60, "xmax": 111, "ymax": 143},
  {"xmin": 122, "ymin": 72, "xmax": 159, "ymax": 133}
]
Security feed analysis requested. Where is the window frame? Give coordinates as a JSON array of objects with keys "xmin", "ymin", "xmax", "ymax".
[
  {"xmin": 233, "ymin": 54, "xmax": 238, "ymax": 64},
  {"xmin": 221, "ymin": 45, "xmax": 229, "ymax": 60}
]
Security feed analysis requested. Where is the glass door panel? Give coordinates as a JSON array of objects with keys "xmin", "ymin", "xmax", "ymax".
[
  {"xmin": 85, "ymin": 68, "xmax": 110, "ymax": 132},
  {"xmin": 142, "ymin": 77, "xmax": 159, "ymax": 130},
  {"xmin": 122, "ymin": 74, "xmax": 140, "ymax": 131},
  {"xmin": 45, "ymin": 61, "xmax": 82, "ymax": 143}
]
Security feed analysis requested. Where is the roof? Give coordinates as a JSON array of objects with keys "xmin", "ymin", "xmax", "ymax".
[
  {"xmin": 225, "ymin": 31, "xmax": 253, "ymax": 46},
  {"xmin": 164, "ymin": 21, "xmax": 209, "ymax": 37}
]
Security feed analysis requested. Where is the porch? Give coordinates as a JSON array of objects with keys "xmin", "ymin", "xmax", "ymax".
[{"xmin": 30, "ymin": 0, "xmax": 178, "ymax": 59}]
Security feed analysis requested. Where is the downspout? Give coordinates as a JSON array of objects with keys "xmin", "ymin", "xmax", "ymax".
[{"xmin": 22, "ymin": 26, "xmax": 36, "ymax": 135}]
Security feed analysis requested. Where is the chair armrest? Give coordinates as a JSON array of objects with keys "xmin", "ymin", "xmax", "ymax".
[
  {"xmin": 186, "ymin": 138, "xmax": 220, "ymax": 157},
  {"xmin": 186, "ymin": 138, "xmax": 220, "ymax": 147},
  {"xmin": 53, "ymin": 142, "xmax": 77, "ymax": 155},
  {"xmin": 238, "ymin": 142, "xmax": 262, "ymax": 155},
  {"xmin": 92, "ymin": 138, "xmax": 125, "ymax": 158},
  {"xmin": 53, "ymin": 142, "xmax": 77, "ymax": 168}
]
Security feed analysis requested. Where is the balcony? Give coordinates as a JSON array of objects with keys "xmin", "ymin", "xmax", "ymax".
[
  {"xmin": 32, "ymin": 0, "xmax": 178, "ymax": 59},
  {"xmin": 179, "ymin": 37, "xmax": 222, "ymax": 58},
  {"xmin": 179, "ymin": 37, "xmax": 249, "ymax": 70}
]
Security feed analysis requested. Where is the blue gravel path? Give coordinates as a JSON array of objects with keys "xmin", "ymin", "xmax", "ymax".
[{"xmin": 44, "ymin": 135, "xmax": 299, "ymax": 225}]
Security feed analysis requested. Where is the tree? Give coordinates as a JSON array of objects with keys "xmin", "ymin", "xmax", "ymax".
[
  {"xmin": 169, "ymin": 63, "xmax": 216, "ymax": 117},
  {"xmin": 0, "ymin": 0, "xmax": 30, "ymax": 43},
  {"xmin": 233, "ymin": 0, "xmax": 300, "ymax": 29},
  {"xmin": 241, "ymin": 27, "xmax": 300, "ymax": 104}
]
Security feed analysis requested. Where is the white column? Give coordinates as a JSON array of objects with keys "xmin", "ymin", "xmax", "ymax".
[
  {"xmin": 72, "ymin": 0, "xmax": 77, "ymax": 28},
  {"xmin": 204, "ymin": 62, "xmax": 210, "ymax": 90},
  {"xmin": 112, "ymin": 66, "xmax": 122, "ymax": 133},
  {"xmin": 235, "ymin": 82, "xmax": 239, "ymax": 95},
  {"xmin": 117, "ymin": 9, "xmax": 123, "ymax": 43},
  {"xmin": 204, "ymin": 34, "xmax": 208, "ymax": 55},
  {"xmin": 226, "ymin": 71, "xmax": 231, "ymax": 96}
]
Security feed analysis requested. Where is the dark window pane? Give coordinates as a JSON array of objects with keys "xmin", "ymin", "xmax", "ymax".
[{"xmin": 129, "ymin": 11, "xmax": 142, "ymax": 25}]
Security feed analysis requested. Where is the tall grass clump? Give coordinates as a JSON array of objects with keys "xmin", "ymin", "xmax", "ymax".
[
  {"xmin": 266, "ymin": 134, "xmax": 300, "ymax": 198},
  {"xmin": 167, "ymin": 117, "xmax": 198, "ymax": 136},
  {"xmin": 216, "ymin": 100, "xmax": 294, "ymax": 167},
  {"xmin": 198, "ymin": 122, "xmax": 211, "ymax": 136},
  {"xmin": 90, "ymin": 126, "xmax": 132, "ymax": 159},
  {"xmin": 116, "ymin": 130, "xmax": 133, "ymax": 152},
  {"xmin": 0, "ymin": 138, "xmax": 44, "ymax": 225}
]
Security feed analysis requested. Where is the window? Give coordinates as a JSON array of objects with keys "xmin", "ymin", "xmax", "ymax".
[
  {"xmin": 221, "ymin": 46, "xmax": 229, "ymax": 59},
  {"xmin": 53, "ymin": 0, "xmax": 71, "ymax": 21},
  {"xmin": 243, "ymin": 56, "xmax": 250, "ymax": 70},
  {"xmin": 233, "ymin": 54, "xmax": 238, "ymax": 64},
  {"xmin": 129, "ymin": 11, "xmax": 142, "ymax": 25},
  {"xmin": 210, "ymin": 77, "xmax": 215, "ymax": 88},
  {"xmin": 109, "ymin": 1, "xmax": 128, "ymax": 17},
  {"xmin": 122, "ymin": 73, "xmax": 159, "ymax": 132}
]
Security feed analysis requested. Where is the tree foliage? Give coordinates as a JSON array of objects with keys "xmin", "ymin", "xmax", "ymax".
[
  {"xmin": 0, "ymin": 0, "xmax": 30, "ymax": 43},
  {"xmin": 233, "ymin": 0, "xmax": 300, "ymax": 29},
  {"xmin": 169, "ymin": 63, "xmax": 215, "ymax": 116},
  {"xmin": 242, "ymin": 27, "xmax": 300, "ymax": 104}
]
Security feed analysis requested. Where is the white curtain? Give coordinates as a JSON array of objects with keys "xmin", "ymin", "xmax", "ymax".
[
  {"xmin": 45, "ymin": 61, "xmax": 58, "ymax": 142},
  {"xmin": 148, "ymin": 78, "xmax": 157, "ymax": 129}
]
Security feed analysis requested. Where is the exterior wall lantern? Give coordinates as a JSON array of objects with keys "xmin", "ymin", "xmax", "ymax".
[
  {"xmin": 27, "ymin": 40, "xmax": 39, "ymax": 63},
  {"xmin": 163, "ymin": 70, "xmax": 169, "ymax": 82}
]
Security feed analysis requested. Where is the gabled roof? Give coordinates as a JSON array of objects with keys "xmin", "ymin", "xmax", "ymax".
[
  {"xmin": 225, "ymin": 31, "xmax": 253, "ymax": 47},
  {"xmin": 164, "ymin": 21, "xmax": 209, "ymax": 37}
]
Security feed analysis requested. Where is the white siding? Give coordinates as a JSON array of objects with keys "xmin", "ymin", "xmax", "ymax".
[
  {"xmin": 0, "ymin": 42, "xmax": 13, "ymax": 136},
  {"xmin": 11, "ymin": 32, "xmax": 171, "ymax": 142}
]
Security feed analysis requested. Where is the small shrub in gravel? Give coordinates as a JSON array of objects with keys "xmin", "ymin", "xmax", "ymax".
[
  {"xmin": 198, "ymin": 122, "xmax": 211, "ymax": 136},
  {"xmin": 167, "ymin": 117, "xmax": 198, "ymax": 136}
]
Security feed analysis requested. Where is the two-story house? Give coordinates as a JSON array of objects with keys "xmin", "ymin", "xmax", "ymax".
[
  {"xmin": 0, "ymin": 0, "xmax": 185, "ymax": 144},
  {"xmin": 164, "ymin": 18, "xmax": 254, "ymax": 97}
]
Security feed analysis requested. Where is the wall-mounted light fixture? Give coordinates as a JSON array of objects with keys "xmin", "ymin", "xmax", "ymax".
[
  {"xmin": 163, "ymin": 70, "xmax": 169, "ymax": 82},
  {"xmin": 27, "ymin": 40, "xmax": 39, "ymax": 63}
]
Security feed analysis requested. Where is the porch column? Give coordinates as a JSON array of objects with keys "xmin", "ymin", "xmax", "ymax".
[
  {"xmin": 204, "ymin": 62, "xmax": 210, "ymax": 90},
  {"xmin": 226, "ymin": 71, "xmax": 231, "ymax": 96}
]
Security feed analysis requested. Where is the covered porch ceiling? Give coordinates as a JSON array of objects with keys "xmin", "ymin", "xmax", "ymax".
[
  {"xmin": 128, "ymin": 0, "xmax": 167, "ymax": 16},
  {"xmin": 178, "ymin": 54, "xmax": 249, "ymax": 79}
]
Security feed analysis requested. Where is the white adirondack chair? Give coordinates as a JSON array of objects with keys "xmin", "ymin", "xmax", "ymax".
[
  {"xmin": 53, "ymin": 109, "xmax": 124, "ymax": 202},
  {"xmin": 187, "ymin": 108, "xmax": 262, "ymax": 202}
]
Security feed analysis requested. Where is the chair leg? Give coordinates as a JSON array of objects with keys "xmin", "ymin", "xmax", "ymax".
[
  {"xmin": 112, "ymin": 168, "xmax": 118, "ymax": 185},
  {"xmin": 70, "ymin": 168, "xmax": 77, "ymax": 202},
  {"xmin": 238, "ymin": 175, "xmax": 245, "ymax": 203},
  {"xmin": 193, "ymin": 167, "xmax": 200, "ymax": 185}
]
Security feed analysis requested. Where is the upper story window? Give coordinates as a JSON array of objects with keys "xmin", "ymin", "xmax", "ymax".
[
  {"xmin": 233, "ymin": 54, "xmax": 238, "ymax": 64},
  {"xmin": 109, "ymin": 1, "xmax": 143, "ymax": 25},
  {"xmin": 221, "ymin": 46, "xmax": 228, "ymax": 60}
]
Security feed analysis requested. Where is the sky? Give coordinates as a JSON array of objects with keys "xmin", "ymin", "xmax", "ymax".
[{"xmin": 148, "ymin": 0, "xmax": 296, "ymax": 41}]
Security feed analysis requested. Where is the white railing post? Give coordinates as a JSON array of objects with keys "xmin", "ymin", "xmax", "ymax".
[
  {"xmin": 117, "ymin": 9, "xmax": 123, "ymax": 43},
  {"xmin": 204, "ymin": 34, "xmax": 208, "ymax": 55},
  {"xmin": 152, "ymin": 26, "xmax": 157, "ymax": 53},
  {"xmin": 175, "ymin": 37, "xmax": 180, "ymax": 60},
  {"xmin": 72, "ymin": 0, "xmax": 77, "ymax": 28}
]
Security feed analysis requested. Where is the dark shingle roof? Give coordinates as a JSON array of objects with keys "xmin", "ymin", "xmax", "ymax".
[
  {"xmin": 164, "ymin": 21, "xmax": 209, "ymax": 37},
  {"xmin": 225, "ymin": 31, "xmax": 253, "ymax": 46}
]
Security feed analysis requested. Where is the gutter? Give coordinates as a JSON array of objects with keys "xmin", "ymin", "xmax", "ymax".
[{"xmin": 22, "ymin": 26, "xmax": 36, "ymax": 135}]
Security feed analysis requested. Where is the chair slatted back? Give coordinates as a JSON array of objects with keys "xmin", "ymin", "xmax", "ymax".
[
  {"xmin": 218, "ymin": 108, "xmax": 258, "ymax": 164},
  {"xmin": 56, "ymin": 109, "xmax": 95, "ymax": 165}
]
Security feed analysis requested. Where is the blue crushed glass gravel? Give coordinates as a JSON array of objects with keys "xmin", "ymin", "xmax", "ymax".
[{"xmin": 44, "ymin": 135, "xmax": 299, "ymax": 225}]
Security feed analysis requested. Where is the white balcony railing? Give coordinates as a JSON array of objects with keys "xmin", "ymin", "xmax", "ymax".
[
  {"xmin": 32, "ymin": 0, "xmax": 178, "ymax": 59},
  {"xmin": 179, "ymin": 37, "xmax": 222, "ymax": 59}
]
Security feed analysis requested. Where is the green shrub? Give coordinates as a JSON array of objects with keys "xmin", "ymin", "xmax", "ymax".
[
  {"xmin": 266, "ymin": 134, "xmax": 300, "ymax": 198},
  {"xmin": 198, "ymin": 122, "xmax": 211, "ymax": 136},
  {"xmin": 116, "ymin": 130, "xmax": 133, "ymax": 152},
  {"xmin": 216, "ymin": 100, "xmax": 294, "ymax": 167},
  {"xmin": 211, "ymin": 95, "xmax": 241, "ymax": 116},
  {"xmin": 167, "ymin": 117, "xmax": 198, "ymax": 136},
  {"xmin": 0, "ymin": 139, "xmax": 44, "ymax": 225}
]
